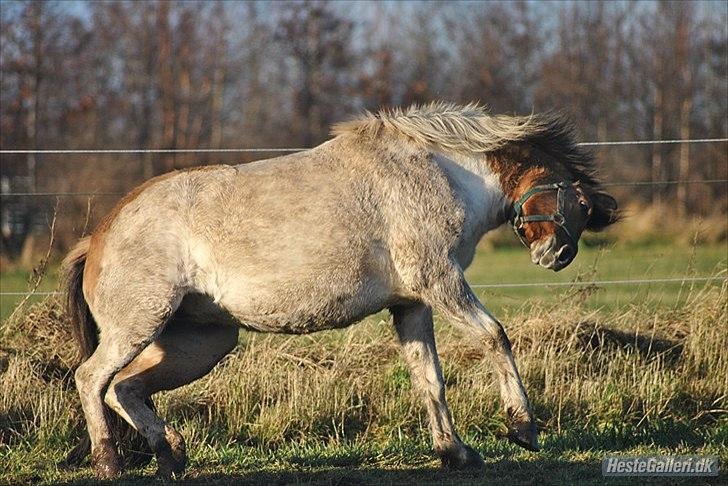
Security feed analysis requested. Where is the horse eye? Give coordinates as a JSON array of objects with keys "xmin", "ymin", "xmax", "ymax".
[{"xmin": 579, "ymin": 200, "xmax": 590, "ymax": 212}]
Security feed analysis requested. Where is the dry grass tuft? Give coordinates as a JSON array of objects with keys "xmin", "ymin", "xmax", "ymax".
[
  {"xmin": 590, "ymin": 202, "xmax": 727, "ymax": 247},
  {"xmin": 1, "ymin": 297, "xmax": 79, "ymax": 371}
]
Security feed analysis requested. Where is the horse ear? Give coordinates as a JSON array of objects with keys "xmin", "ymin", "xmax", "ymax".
[{"xmin": 587, "ymin": 191, "xmax": 620, "ymax": 231}]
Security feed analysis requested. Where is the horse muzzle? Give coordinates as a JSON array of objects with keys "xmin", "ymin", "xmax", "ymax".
[{"xmin": 530, "ymin": 236, "xmax": 577, "ymax": 271}]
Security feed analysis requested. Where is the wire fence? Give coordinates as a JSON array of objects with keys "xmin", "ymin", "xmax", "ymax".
[
  {"xmin": 0, "ymin": 136, "xmax": 726, "ymax": 298},
  {"xmin": 470, "ymin": 276, "xmax": 725, "ymax": 289},
  {"xmin": 576, "ymin": 137, "xmax": 728, "ymax": 146},
  {"xmin": 0, "ymin": 276, "xmax": 724, "ymax": 297},
  {"xmin": 1, "ymin": 137, "xmax": 726, "ymax": 197},
  {"xmin": 0, "ymin": 148, "xmax": 307, "ymax": 154},
  {"xmin": 1, "ymin": 178, "xmax": 726, "ymax": 197},
  {"xmin": 600, "ymin": 179, "xmax": 727, "ymax": 187},
  {"xmin": 1, "ymin": 137, "xmax": 726, "ymax": 154}
]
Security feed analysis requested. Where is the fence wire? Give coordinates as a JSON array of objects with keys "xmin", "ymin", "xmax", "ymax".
[
  {"xmin": 576, "ymin": 138, "xmax": 728, "ymax": 146},
  {"xmin": 0, "ymin": 148, "xmax": 307, "ymax": 154},
  {"xmin": 1, "ymin": 137, "xmax": 725, "ymax": 297},
  {"xmin": 1, "ymin": 276, "xmax": 724, "ymax": 297},
  {"xmin": 1, "ymin": 137, "xmax": 726, "ymax": 155},
  {"xmin": 470, "ymin": 276, "xmax": 725, "ymax": 289},
  {"xmin": 1, "ymin": 178, "xmax": 726, "ymax": 197}
]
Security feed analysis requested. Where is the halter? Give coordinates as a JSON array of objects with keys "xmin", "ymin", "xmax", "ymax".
[{"xmin": 511, "ymin": 181, "xmax": 576, "ymax": 248}]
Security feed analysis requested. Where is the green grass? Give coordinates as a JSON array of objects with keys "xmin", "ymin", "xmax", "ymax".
[
  {"xmin": 1, "ymin": 241, "xmax": 725, "ymax": 320},
  {"xmin": 1, "ymin": 241, "xmax": 727, "ymax": 484},
  {"xmin": 0, "ymin": 265, "xmax": 59, "ymax": 321},
  {"xmin": 4, "ymin": 435, "xmax": 725, "ymax": 485},
  {"xmin": 467, "ymin": 242, "xmax": 726, "ymax": 315}
]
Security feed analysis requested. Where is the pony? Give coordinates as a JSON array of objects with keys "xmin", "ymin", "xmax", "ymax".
[{"xmin": 62, "ymin": 102, "xmax": 619, "ymax": 478}]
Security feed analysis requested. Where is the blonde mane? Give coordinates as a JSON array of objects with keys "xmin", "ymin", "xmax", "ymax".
[
  {"xmin": 332, "ymin": 102, "xmax": 547, "ymax": 154},
  {"xmin": 333, "ymin": 102, "xmax": 598, "ymax": 187}
]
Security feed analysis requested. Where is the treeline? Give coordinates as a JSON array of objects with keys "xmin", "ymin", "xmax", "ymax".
[{"xmin": 0, "ymin": 0, "xmax": 726, "ymax": 258}]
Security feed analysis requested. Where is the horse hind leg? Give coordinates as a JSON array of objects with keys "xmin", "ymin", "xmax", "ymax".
[
  {"xmin": 61, "ymin": 397, "xmax": 156, "ymax": 470},
  {"xmin": 74, "ymin": 280, "xmax": 182, "ymax": 479},
  {"xmin": 104, "ymin": 316, "xmax": 239, "ymax": 478}
]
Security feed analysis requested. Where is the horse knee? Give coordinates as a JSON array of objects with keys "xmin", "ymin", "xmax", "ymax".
[
  {"xmin": 74, "ymin": 364, "xmax": 89, "ymax": 392},
  {"xmin": 75, "ymin": 358, "xmax": 92, "ymax": 384},
  {"xmin": 483, "ymin": 321, "xmax": 512, "ymax": 353},
  {"xmin": 75, "ymin": 359, "xmax": 102, "ymax": 397}
]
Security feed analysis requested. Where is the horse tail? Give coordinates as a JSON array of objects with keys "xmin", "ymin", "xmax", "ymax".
[
  {"xmin": 61, "ymin": 236, "xmax": 97, "ymax": 467},
  {"xmin": 62, "ymin": 236, "xmax": 98, "ymax": 360},
  {"xmin": 61, "ymin": 236, "xmax": 156, "ymax": 469}
]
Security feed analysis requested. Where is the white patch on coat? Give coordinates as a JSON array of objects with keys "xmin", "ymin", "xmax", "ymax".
[
  {"xmin": 433, "ymin": 151, "xmax": 508, "ymax": 264},
  {"xmin": 186, "ymin": 237, "xmax": 226, "ymax": 303}
]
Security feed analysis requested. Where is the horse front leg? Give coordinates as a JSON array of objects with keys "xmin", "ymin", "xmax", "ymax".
[
  {"xmin": 423, "ymin": 267, "xmax": 539, "ymax": 452},
  {"xmin": 391, "ymin": 303, "xmax": 484, "ymax": 469}
]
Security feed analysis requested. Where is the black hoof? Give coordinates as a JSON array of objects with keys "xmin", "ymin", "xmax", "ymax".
[
  {"xmin": 155, "ymin": 427, "xmax": 187, "ymax": 479},
  {"xmin": 506, "ymin": 420, "xmax": 540, "ymax": 452},
  {"xmin": 439, "ymin": 443, "xmax": 486, "ymax": 469}
]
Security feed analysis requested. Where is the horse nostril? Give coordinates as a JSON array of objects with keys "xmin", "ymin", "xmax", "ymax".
[{"xmin": 557, "ymin": 245, "xmax": 574, "ymax": 263}]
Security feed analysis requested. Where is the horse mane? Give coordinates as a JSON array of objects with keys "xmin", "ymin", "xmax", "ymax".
[{"xmin": 332, "ymin": 102, "xmax": 599, "ymax": 188}]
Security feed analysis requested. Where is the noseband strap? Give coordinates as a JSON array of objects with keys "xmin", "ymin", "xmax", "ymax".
[{"xmin": 511, "ymin": 181, "xmax": 575, "ymax": 248}]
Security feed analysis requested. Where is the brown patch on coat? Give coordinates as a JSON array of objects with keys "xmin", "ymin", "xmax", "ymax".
[
  {"xmin": 488, "ymin": 145, "xmax": 577, "ymax": 245},
  {"xmin": 82, "ymin": 165, "xmax": 226, "ymax": 303},
  {"xmin": 81, "ymin": 235, "xmax": 102, "ymax": 305},
  {"xmin": 492, "ymin": 147, "xmax": 612, "ymax": 246},
  {"xmin": 487, "ymin": 144, "xmax": 570, "ymax": 200},
  {"xmin": 487, "ymin": 144, "xmax": 536, "ymax": 200},
  {"xmin": 512, "ymin": 166, "xmax": 562, "ymax": 244}
]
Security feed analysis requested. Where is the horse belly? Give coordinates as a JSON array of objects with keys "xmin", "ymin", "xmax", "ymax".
[
  {"xmin": 185, "ymin": 202, "xmax": 398, "ymax": 333},
  {"xmin": 213, "ymin": 278, "xmax": 394, "ymax": 334}
]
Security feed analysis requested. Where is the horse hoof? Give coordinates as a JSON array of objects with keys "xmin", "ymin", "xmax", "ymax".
[
  {"xmin": 439, "ymin": 443, "xmax": 486, "ymax": 469},
  {"xmin": 156, "ymin": 451, "xmax": 186, "ymax": 479},
  {"xmin": 91, "ymin": 441, "xmax": 122, "ymax": 479},
  {"xmin": 506, "ymin": 420, "xmax": 540, "ymax": 452},
  {"xmin": 155, "ymin": 427, "xmax": 187, "ymax": 479},
  {"xmin": 166, "ymin": 426, "xmax": 187, "ymax": 473}
]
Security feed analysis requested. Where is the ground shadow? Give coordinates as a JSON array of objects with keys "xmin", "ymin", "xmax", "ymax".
[
  {"xmin": 576, "ymin": 320, "xmax": 684, "ymax": 366},
  {"xmin": 50, "ymin": 421, "xmax": 725, "ymax": 485},
  {"xmin": 545, "ymin": 422, "xmax": 712, "ymax": 452},
  {"xmin": 56, "ymin": 458, "xmax": 726, "ymax": 486}
]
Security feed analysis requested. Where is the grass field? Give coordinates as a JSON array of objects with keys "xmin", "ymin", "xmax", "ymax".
[
  {"xmin": 2, "ymin": 240, "xmax": 726, "ymax": 320},
  {"xmin": 1, "ymin": 240, "xmax": 727, "ymax": 484}
]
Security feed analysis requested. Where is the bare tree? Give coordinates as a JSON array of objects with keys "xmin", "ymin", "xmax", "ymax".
[
  {"xmin": 1, "ymin": 0, "xmax": 726, "ymax": 261},
  {"xmin": 276, "ymin": 1, "xmax": 355, "ymax": 146}
]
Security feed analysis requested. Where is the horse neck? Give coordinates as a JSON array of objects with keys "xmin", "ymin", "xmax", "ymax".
[{"xmin": 432, "ymin": 150, "xmax": 510, "ymax": 242}]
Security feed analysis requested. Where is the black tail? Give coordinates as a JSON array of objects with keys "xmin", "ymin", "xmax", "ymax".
[
  {"xmin": 63, "ymin": 237, "xmax": 97, "ymax": 360},
  {"xmin": 61, "ymin": 237, "xmax": 154, "ymax": 469}
]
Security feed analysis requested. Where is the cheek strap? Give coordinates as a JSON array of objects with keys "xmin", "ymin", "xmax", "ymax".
[{"xmin": 511, "ymin": 182, "xmax": 576, "ymax": 248}]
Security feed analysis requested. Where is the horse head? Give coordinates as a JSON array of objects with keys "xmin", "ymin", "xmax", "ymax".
[{"xmin": 511, "ymin": 178, "xmax": 619, "ymax": 271}]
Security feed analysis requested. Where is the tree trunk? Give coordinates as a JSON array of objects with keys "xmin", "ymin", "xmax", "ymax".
[
  {"xmin": 26, "ymin": 1, "xmax": 43, "ymax": 195},
  {"xmin": 156, "ymin": 0, "xmax": 176, "ymax": 171},
  {"xmin": 677, "ymin": 96, "xmax": 692, "ymax": 216},
  {"xmin": 210, "ymin": 66, "xmax": 225, "ymax": 149},
  {"xmin": 651, "ymin": 89, "xmax": 663, "ymax": 206}
]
